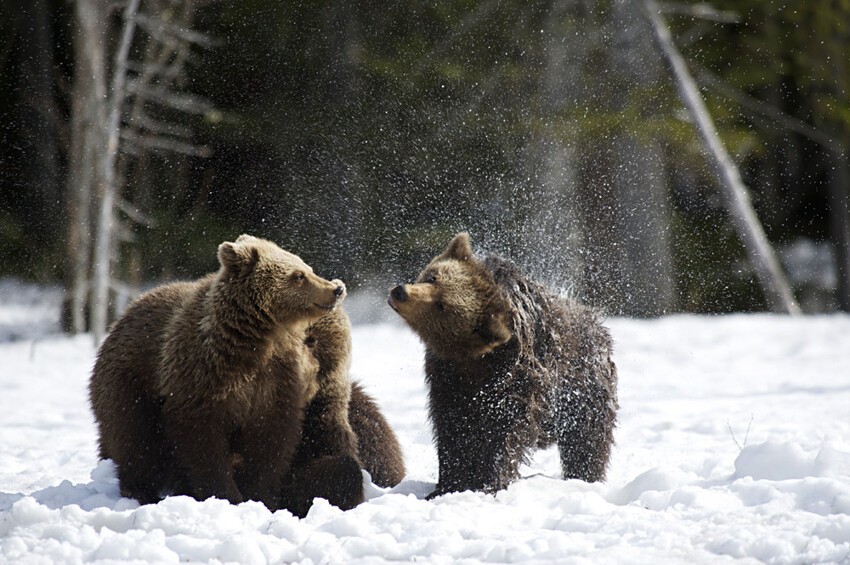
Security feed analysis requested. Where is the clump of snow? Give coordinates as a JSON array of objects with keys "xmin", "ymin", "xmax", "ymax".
[
  {"xmin": 733, "ymin": 440, "xmax": 850, "ymax": 482},
  {"xmin": 2, "ymin": 287, "xmax": 850, "ymax": 563}
]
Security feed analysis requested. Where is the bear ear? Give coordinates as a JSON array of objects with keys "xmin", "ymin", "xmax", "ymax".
[
  {"xmin": 218, "ymin": 240, "xmax": 260, "ymax": 274},
  {"xmin": 475, "ymin": 298, "xmax": 512, "ymax": 351},
  {"xmin": 440, "ymin": 232, "xmax": 474, "ymax": 262},
  {"xmin": 235, "ymin": 234, "xmax": 256, "ymax": 244}
]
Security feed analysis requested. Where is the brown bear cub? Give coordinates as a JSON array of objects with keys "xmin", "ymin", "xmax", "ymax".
[
  {"xmin": 388, "ymin": 232, "xmax": 617, "ymax": 497},
  {"xmin": 90, "ymin": 235, "xmax": 404, "ymax": 516}
]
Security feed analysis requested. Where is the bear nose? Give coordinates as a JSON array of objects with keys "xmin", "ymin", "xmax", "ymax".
[
  {"xmin": 333, "ymin": 285, "xmax": 345, "ymax": 298},
  {"xmin": 390, "ymin": 285, "xmax": 408, "ymax": 303}
]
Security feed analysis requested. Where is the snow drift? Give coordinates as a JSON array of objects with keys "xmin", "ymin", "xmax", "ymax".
[{"xmin": 1, "ymin": 286, "xmax": 849, "ymax": 563}]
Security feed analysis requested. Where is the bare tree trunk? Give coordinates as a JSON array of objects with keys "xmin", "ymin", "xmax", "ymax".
[
  {"xmin": 91, "ymin": 0, "xmax": 141, "ymax": 344},
  {"xmin": 66, "ymin": 0, "xmax": 109, "ymax": 334},
  {"xmin": 643, "ymin": 0, "xmax": 801, "ymax": 315},
  {"xmin": 65, "ymin": 0, "xmax": 213, "ymax": 335}
]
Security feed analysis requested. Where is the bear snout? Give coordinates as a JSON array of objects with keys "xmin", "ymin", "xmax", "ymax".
[
  {"xmin": 330, "ymin": 279, "xmax": 347, "ymax": 301},
  {"xmin": 390, "ymin": 285, "xmax": 408, "ymax": 303}
]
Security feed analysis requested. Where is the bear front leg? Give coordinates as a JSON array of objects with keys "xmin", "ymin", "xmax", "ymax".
[
  {"xmin": 429, "ymin": 399, "xmax": 497, "ymax": 496},
  {"xmin": 235, "ymin": 400, "xmax": 305, "ymax": 510},
  {"xmin": 297, "ymin": 394, "xmax": 360, "ymax": 462},
  {"xmin": 347, "ymin": 383, "xmax": 406, "ymax": 487},
  {"xmin": 432, "ymin": 423, "xmax": 526, "ymax": 497},
  {"xmin": 430, "ymin": 435, "xmax": 485, "ymax": 498},
  {"xmin": 430, "ymin": 391, "xmax": 533, "ymax": 497},
  {"xmin": 282, "ymin": 392, "xmax": 364, "ymax": 515},
  {"xmin": 301, "ymin": 310, "xmax": 360, "ymax": 461},
  {"xmin": 279, "ymin": 454, "xmax": 364, "ymax": 518},
  {"xmin": 161, "ymin": 402, "xmax": 243, "ymax": 504}
]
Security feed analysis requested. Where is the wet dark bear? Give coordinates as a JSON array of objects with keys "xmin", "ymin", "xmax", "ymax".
[{"xmin": 389, "ymin": 232, "xmax": 618, "ymax": 497}]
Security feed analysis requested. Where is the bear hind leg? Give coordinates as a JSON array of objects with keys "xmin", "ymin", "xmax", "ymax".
[
  {"xmin": 557, "ymin": 426, "xmax": 610, "ymax": 483},
  {"xmin": 555, "ymin": 393, "xmax": 615, "ymax": 483}
]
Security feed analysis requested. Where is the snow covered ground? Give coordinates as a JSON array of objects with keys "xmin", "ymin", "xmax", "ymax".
[{"xmin": 1, "ymin": 282, "xmax": 850, "ymax": 564}]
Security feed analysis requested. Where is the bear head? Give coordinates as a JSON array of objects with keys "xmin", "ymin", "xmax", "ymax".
[
  {"xmin": 388, "ymin": 232, "xmax": 513, "ymax": 360},
  {"xmin": 217, "ymin": 234, "xmax": 346, "ymax": 326}
]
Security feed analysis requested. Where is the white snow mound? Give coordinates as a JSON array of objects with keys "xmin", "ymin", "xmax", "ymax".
[{"xmin": 1, "ymin": 296, "xmax": 850, "ymax": 563}]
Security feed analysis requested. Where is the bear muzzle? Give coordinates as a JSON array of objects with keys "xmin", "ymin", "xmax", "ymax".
[
  {"xmin": 314, "ymin": 280, "xmax": 346, "ymax": 311},
  {"xmin": 388, "ymin": 285, "xmax": 408, "ymax": 307}
]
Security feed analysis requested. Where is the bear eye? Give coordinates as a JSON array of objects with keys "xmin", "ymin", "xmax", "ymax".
[
  {"xmin": 293, "ymin": 271, "xmax": 306, "ymax": 281},
  {"xmin": 425, "ymin": 274, "xmax": 437, "ymax": 284}
]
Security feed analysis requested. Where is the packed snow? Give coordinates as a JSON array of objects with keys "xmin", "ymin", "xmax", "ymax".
[{"xmin": 1, "ymin": 281, "xmax": 849, "ymax": 564}]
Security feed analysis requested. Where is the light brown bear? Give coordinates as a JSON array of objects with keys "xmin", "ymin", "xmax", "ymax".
[
  {"xmin": 388, "ymin": 232, "xmax": 617, "ymax": 497},
  {"xmin": 90, "ymin": 235, "xmax": 403, "ymax": 515}
]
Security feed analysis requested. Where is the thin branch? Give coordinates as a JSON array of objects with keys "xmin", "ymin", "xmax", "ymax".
[
  {"xmin": 115, "ymin": 222, "xmax": 137, "ymax": 243},
  {"xmin": 117, "ymin": 198, "xmax": 157, "ymax": 227},
  {"xmin": 677, "ymin": 20, "xmax": 712, "ymax": 47},
  {"xmin": 743, "ymin": 415, "xmax": 753, "ymax": 446},
  {"xmin": 121, "ymin": 129, "xmax": 212, "ymax": 157},
  {"xmin": 695, "ymin": 66, "xmax": 843, "ymax": 154},
  {"xmin": 126, "ymin": 60, "xmax": 184, "ymax": 80},
  {"xmin": 659, "ymin": 2, "xmax": 740, "ymax": 24},
  {"xmin": 727, "ymin": 415, "xmax": 754, "ymax": 451},
  {"xmin": 727, "ymin": 419, "xmax": 741, "ymax": 450},
  {"xmin": 128, "ymin": 112, "xmax": 194, "ymax": 138},
  {"xmin": 126, "ymin": 79, "xmax": 214, "ymax": 114},
  {"xmin": 134, "ymin": 13, "xmax": 221, "ymax": 49}
]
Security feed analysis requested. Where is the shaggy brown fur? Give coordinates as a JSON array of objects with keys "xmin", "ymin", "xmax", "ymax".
[
  {"xmin": 277, "ymin": 382, "xmax": 406, "ymax": 517},
  {"xmin": 279, "ymin": 308, "xmax": 406, "ymax": 516},
  {"xmin": 348, "ymin": 382, "xmax": 406, "ymax": 487},
  {"xmin": 389, "ymin": 232, "xmax": 618, "ymax": 497},
  {"xmin": 89, "ymin": 235, "xmax": 351, "ymax": 510}
]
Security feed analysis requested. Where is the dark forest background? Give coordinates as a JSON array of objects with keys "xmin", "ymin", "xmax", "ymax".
[{"xmin": 1, "ymin": 0, "xmax": 848, "ymax": 328}]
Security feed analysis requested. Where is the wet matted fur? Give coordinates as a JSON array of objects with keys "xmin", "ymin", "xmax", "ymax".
[{"xmin": 389, "ymin": 232, "xmax": 618, "ymax": 496}]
